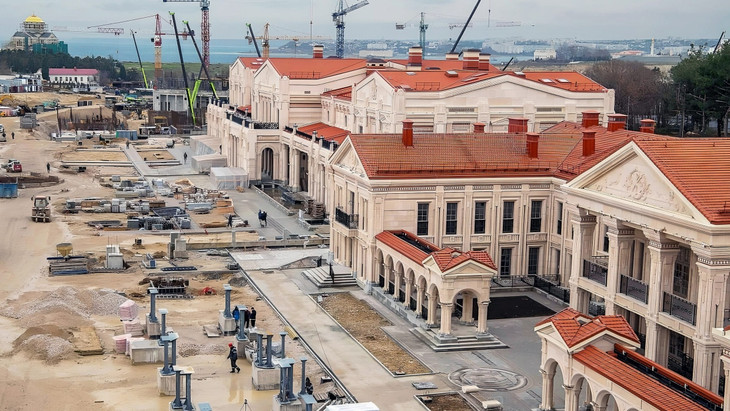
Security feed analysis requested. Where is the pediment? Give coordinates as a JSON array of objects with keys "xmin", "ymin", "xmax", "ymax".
[
  {"xmin": 330, "ymin": 138, "xmax": 368, "ymax": 178},
  {"xmin": 568, "ymin": 143, "xmax": 703, "ymax": 221},
  {"xmin": 253, "ymin": 62, "xmax": 280, "ymax": 87},
  {"xmin": 353, "ymin": 74, "xmax": 394, "ymax": 105},
  {"xmin": 422, "ymin": 256, "xmax": 495, "ymax": 276}
]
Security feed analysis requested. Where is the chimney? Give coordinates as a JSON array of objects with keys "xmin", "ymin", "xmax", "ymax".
[
  {"xmin": 407, "ymin": 46, "xmax": 423, "ymax": 68},
  {"xmin": 508, "ymin": 118, "xmax": 529, "ymax": 133},
  {"xmin": 473, "ymin": 122, "xmax": 485, "ymax": 133},
  {"xmin": 402, "ymin": 119, "xmax": 414, "ymax": 147},
  {"xmin": 478, "ymin": 53, "xmax": 491, "ymax": 71},
  {"xmin": 607, "ymin": 114, "xmax": 627, "ymax": 132},
  {"xmin": 639, "ymin": 119, "xmax": 656, "ymax": 134},
  {"xmin": 526, "ymin": 132, "xmax": 539, "ymax": 158},
  {"xmin": 581, "ymin": 111, "xmax": 600, "ymax": 128},
  {"xmin": 445, "ymin": 52, "xmax": 459, "ymax": 60},
  {"xmin": 462, "ymin": 49, "xmax": 480, "ymax": 70},
  {"xmin": 582, "ymin": 130, "xmax": 596, "ymax": 157},
  {"xmin": 313, "ymin": 44, "xmax": 324, "ymax": 59}
]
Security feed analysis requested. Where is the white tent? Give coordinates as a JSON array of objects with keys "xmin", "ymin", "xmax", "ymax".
[{"xmin": 210, "ymin": 167, "xmax": 248, "ymax": 190}]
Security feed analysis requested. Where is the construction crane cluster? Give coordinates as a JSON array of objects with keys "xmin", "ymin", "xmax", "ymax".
[
  {"xmin": 163, "ymin": 0, "xmax": 210, "ymax": 70},
  {"xmin": 332, "ymin": 0, "xmax": 369, "ymax": 58},
  {"xmin": 396, "ymin": 12, "xmax": 428, "ymax": 50}
]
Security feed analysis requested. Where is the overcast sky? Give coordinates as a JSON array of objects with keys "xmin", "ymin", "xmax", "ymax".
[{"xmin": 3, "ymin": 0, "xmax": 727, "ymax": 43}]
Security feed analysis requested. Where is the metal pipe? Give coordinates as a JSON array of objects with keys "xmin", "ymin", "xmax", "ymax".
[
  {"xmin": 148, "ymin": 287, "xmax": 158, "ymax": 322},
  {"xmin": 280, "ymin": 331, "xmax": 287, "ymax": 358},
  {"xmin": 223, "ymin": 284, "xmax": 232, "ymax": 318},
  {"xmin": 172, "ymin": 369, "xmax": 183, "ymax": 408},
  {"xmin": 300, "ymin": 357, "xmax": 307, "ymax": 396},
  {"xmin": 266, "ymin": 334, "xmax": 273, "ymax": 367},
  {"xmin": 171, "ymin": 336, "xmax": 177, "ymax": 366},
  {"xmin": 159, "ymin": 308, "xmax": 168, "ymax": 336},
  {"xmin": 161, "ymin": 339, "xmax": 172, "ymax": 375},
  {"xmin": 255, "ymin": 333, "xmax": 263, "ymax": 367},
  {"xmin": 183, "ymin": 373, "xmax": 193, "ymax": 411}
]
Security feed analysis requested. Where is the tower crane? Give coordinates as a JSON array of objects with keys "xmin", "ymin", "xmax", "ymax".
[
  {"xmin": 332, "ymin": 0, "xmax": 369, "ymax": 58},
  {"xmin": 163, "ymin": 0, "xmax": 210, "ymax": 70},
  {"xmin": 246, "ymin": 23, "xmax": 331, "ymax": 59},
  {"xmin": 395, "ymin": 12, "xmax": 428, "ymax": 50},
  {"xmin": 449, "ymin": 0, "xmax": 481, "ymax": 54}
]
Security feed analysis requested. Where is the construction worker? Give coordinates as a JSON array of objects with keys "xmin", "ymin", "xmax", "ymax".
[
  {"xmin": 11, "ymin": 132, "xmax": 14, "ymax": 140},
  {"xmin": 227, "ymin": 343, "xmax": 240, "ymax": 373},
  {"xmin": 183, "ymin": 152, "xmax": 188, "ymax": 164},
  {"xmin": 46, "ymin": 162, "xmax": 50, "ymax": 173}
]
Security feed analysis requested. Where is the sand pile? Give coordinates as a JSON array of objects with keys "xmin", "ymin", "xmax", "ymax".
[
  {"xmin": 178, "ymin": 342, "xmax": 228, "ymax": 357},
  {"xmin": 1, "ymin": 287, "xmax": 129, "ymax": 322},
  {"xmin": 11, "ymin": 325, "xmax": 75, "ymax": 364}
]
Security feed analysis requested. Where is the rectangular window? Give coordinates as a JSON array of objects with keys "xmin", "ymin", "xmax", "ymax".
[
  {"xmin": 474, "ymin": 201, "xmax": 486, "ymax": 234},
  {"xmin": 555, "ymin": 249, "xmax": 561, "ymax": 275},
  {"xmin": 445, "ymin": 202, "xmax": 458, "ymax": 235},
  {"xmin": 500, "ymin": 248, "xmax": 512, "ymax": 277},
  {"xmin": 417, "ymin": 203, "xmax": 429, "ymax": 236},
  {"xmin": 502, "ymin": 201, "xmax": 515, "ymax": 233},
  {"xmin": 528, "ymin": 247, "xmax": 540, "ymax": 275},
  {"xmin": 530, "ymin": 200, "xmax": 542, "ymax": 232},
  {"xmin": 603, "ymin": 225, "xmax": 610, "ymax": 252},
  {"xmin": 673, "ymin": 247, "xmax": 690, "ymax": 298},
  {"xmin": 556, "ymin": 202, "xmax": 563, "ymax": 235}
]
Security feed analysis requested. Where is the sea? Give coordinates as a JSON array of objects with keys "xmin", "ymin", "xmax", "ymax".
[{"xmin": 65, "ymin": 37, "xmax": 300, "ymax": 64}]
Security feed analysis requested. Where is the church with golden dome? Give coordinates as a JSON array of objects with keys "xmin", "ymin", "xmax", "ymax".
[{"xmin": 5, "ymin": 14, "xmax": 65, "ymax": 53}]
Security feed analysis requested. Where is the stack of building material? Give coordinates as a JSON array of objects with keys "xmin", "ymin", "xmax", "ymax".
[
  {"xmin": 126, "ymin": 337, "xmax": 145, "ymax": 356},
  {"xmin": 122, "ymin": 318, "xmax": 144, "ymax": 336},
  {"xmin": 48, "ymin": 256, "xmax": 89, "ymax": 275},
  {"xmin": 113, "ymin": 333, "xmax": 132, "ymax": 354},
  {"xmin": 118, "ymin": 299, "xmax": 139, "ymax": 321}
]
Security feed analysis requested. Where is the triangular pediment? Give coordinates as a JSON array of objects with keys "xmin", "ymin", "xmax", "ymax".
[
  {"xmin": 330, "ymin": 137, "xmax": 368, "ymax": 179},
  {"xmin": 567, "ymin": 142, "xmax": 704, "ymax": 221},
  {"xmin": 422, "ymin": 255, "xmax": 495, "ymax": 276}
]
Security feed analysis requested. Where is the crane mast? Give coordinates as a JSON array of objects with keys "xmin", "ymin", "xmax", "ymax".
[
  {"xmin": 163, "ymin": 0, "xmax": 210, "ymax": 70},
  {"xmin": 332, "ymin": 0, "xmax": 369, "ymax": 58}
]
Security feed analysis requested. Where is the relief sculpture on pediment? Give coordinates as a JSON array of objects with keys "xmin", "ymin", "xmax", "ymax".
[{"xmin": 623, "ymin": 168, "xmax": 650, "ymax": 201}]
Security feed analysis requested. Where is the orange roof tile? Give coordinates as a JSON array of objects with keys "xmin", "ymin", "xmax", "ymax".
[
  {"xmin": 322, "ymin": 86, "xmax": 352, "ymax": 101},
  {"xmin": 574, "ymin": 346, "xmax": 707, "ymax": 411},
  {"xmin": 387, "ymin": 58, "xmax": 500, "ymax": 72},
  {"xmin": 511, "ymin": 71, "xmax": 607, "ymax": 92},
  {"xmin": 266, "ymin": 58, "xmax": 367, "ymax": 79},
  {"xmin": 535, "ymin": 308, "xmax": 639, "ymax": 347},
  {"xmin": 374, "ymin": 230, "xmax": 438, "ymax": 264},
  {"xmin": 296, "ymin": 122, "xmax": 350, "ymax": 144},
  {"xmin": 634, "ymin": 139, "xmax": 730, "ymax": 225},
  {"xmin": 430, "ymin": 248, "xmax": 497, "ymax": 271},
  {"xmin": 236, "ymin": 57, "xmax": 267, "ymax": 70},
  {"xmin": 376, "ymin": 70, "xmax": 507, "ymax": 92}
]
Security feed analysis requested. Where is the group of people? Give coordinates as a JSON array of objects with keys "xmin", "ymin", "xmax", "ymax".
[
  {"xmin": 227, "ymin": 306, "xmax": 257, "ymax": 373},
  {"xmin": 257, "ymin": 210, "xmax": 268, "ymax": 227}
]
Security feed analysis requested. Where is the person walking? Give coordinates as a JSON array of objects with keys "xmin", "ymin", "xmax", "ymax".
[
  {"xmin": 249, "ymin": 307, "xmax": 257, "ymax": 328},
  {"xmin": 227, "ymin": 214, "xmax": 233, "ymax": 228},
  {"xmin": 258, "ymin": 210, "xmax": 264, "ymax": 227},
  {"xmin": 183, "ymin": 152, "xmax": 188, "ymax": 164},
  {"xmin": 11, "ymin": 132, "xmax": 14, "ymax": 140},
  {"xmin": 261, "ymin": 211, "xmax": 267, "ymax": 227},
  {"xmin": 232, "ymin": 306, "xmax": 240, "ymax": 330},
  {"xmin": 46, "ymin": 162, "xmax": 50, "ymax": 173},
  {"xmin": 227, "ymin": 343, "xmax": 240, "ymax": 373},
  {"xmin": 243, "ymin": 306, "xmax": 250, "ymax": 329}
]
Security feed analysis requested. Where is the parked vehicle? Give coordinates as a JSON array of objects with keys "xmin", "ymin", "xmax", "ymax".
[
  {"xmin": 4, "ymin": 160, "xmax": 22, "ymax": 172},
  {"xmin": 31, "ymin": 195, "xmax": 51, "ymax": 222}
]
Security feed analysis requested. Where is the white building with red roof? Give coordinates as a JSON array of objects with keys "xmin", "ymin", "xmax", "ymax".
[{"xmin": 48, "ymin": 68, "xmax": 99, "ymax": 87}]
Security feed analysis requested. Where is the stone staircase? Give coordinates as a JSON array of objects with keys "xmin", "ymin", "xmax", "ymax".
[
  {"xmin": 302, "ymin": 264, "xmax": 358, "ymax": 288},
  {"xmin": 410, "ymin": 327, "xmax": 509, "ymax": 352}
]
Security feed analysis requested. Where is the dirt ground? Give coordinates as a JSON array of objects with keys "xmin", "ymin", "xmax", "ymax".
[
  {"xmin": 60, "ymin": 149, "xmax": 128, "ymax": 162},
  {"xmin": 0, "ymin": 105, "xmax": 332, "ymax": 411},
  {"xmin": 423, "ymin": 393, "xmax": 474, "ymax": 410},
  {"xmin": 319, "ymin": 293, "xmax": 431, "ymax": 375}
]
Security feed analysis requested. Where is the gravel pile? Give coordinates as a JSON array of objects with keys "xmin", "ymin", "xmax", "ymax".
[
  {"xmin": 16, "ymin": 334, "xmax": 75, "ymax": 364},
  {"xmin": 177, "ymin": 342, "xmax": 228, "ymax": 357},
  {"xmin": 1, "ymin": 287, "xmax": 128, "ymax": 320}
]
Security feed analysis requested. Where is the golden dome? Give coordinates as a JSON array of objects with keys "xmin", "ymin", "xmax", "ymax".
[{"xmin": 25, "ymin": 15, "xmax": 44, "ymax": 23}]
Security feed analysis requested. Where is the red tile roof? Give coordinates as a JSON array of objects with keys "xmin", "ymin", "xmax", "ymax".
[
  {"xmin": 387, "ymin": 58, "xmax": 500, "ymax": 72},
  {"xmin": 574, "ymin": 345, "xmax": 707, "ymax": 411},
  {"xmin": 510, "ymin": 71, "xmax": 607, "ymax": 92},
  {"xmin": 374, "ymin": 230, "xmax": 438, "ymax": 265},
  {"xmin": 634, "ymin": 139, "xmax": 730, "ymax": 225},
  {"xmin": 236, "ymin": 57, "xmax": 267, "ymax": 69},
  {"xmin": 430, "ymin": 248, "xmax": 497, "ymax": 271},
  {"xmin": 296, "ymin": 122, "xmax": 350, "ymax": 144},
  {"xmin": 535, "ymin": 308, "xmax": 639, "ymax": 347},
  {"xmin": 322, "ymin": 86, "xmax": 352, "ymax": 101},
  {"xmin": 376, "ymin": 70, "xmax": 507, "ymax": 92},
  {"xmin": 49, "ymin": 68, "xmax": 98, "ymax": 75},
  {"xmin": 267, "ymin": 58, "xmax": 367, "ymax": 79}
]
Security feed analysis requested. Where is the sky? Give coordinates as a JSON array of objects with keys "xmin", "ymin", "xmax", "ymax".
[{"xmin": 2, "ymin": 0, "xmax": 727, "ymax": 43}]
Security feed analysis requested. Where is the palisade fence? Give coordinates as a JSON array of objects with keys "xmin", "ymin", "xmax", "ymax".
[{"xmin": 491, "ymin": 274, "xmax": 570, "ymax": 304}]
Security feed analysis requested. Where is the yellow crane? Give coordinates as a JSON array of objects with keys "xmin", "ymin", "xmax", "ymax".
[{"xmin": 246, "ymin": 23, "xmax": 330, "ymax": 59}]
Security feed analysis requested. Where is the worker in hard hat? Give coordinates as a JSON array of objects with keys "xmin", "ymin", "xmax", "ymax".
[{"xmin": 227, "ymin": 342, "xmax": 240, "ymax": 373}]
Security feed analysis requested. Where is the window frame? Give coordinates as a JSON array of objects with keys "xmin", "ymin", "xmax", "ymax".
[
  {"xmin": 556, "ymin": 202, "xmax": 563, "ymax": 235},
  {"xmin": 500, "ymin": 248, "xmax": 512, "ymax": 277},
  {"xmin": 528, "ymin": 247, "xmax": 540, "ymax": 275},
  {"xmin": 474, "ymin": 201, "xmax": 486, "ymax": 234},
  {"xmin": 417, "ymin": 203, "xmax": 429, "ymax": 236},
  {"xmin": 530, "ymin": 200, "xmax": 543, "ymax": 233},
  {"xmin": 502, "ymin": 201, "xmax": 515, "ymax": 233},
  {"xmin": 445, "ymin": 202, "xmax": 458, "ymax": 235}
]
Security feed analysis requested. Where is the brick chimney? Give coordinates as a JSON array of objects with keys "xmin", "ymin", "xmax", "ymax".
[
  {"xmin": 462, "ymin": 49, "xmax": 480, "ymax": 70},
  {"xmin": 582, "ymin": 130, "xmax": 596, "ymax": 156},
  {"xmin": 478, "ymin": 53, "xmax": 491, "ymax": 71},
  {"xmin": 313, "ymin": 44, "xmax": 324, "ymax": 59},
  {"xmin": 607, "ymin": 114, "xmax": 627, "ymax": 132},
  {"xmin": 445, "ymin": 52, "xmax": 459, "ymax": 60},
  {"xmin": 408, "ymin": 46, "xmax": 423, "ymax": 68},
  {"xmin": 526, "ymin": 132, "xmax": 539, "ymax": 158},
  {"xmin": 639, "ymin": 119, "xmax": 656, "ymax": 133},
  {"xmin": 402, "ymin": 119, "xmax": 414, "ymax": 147},
  {"xmin": 473, "ymin": 122, "xmax": 486, "ymax": 133},
  {"xmin": 508, "ymin": 118, "xmax": 529, "ymax": 133},
  {"xmin": 581, "ymin": 111, "xmax": 600, "ymax": 128}
]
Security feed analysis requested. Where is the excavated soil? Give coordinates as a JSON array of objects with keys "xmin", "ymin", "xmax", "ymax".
[
  {"xmin": 425, "ymin": 393, "xmax": 474, "ymax": 410},
  {"xmin": 319, "ymin": 292, "xmax": 430, "ymax": 375}
]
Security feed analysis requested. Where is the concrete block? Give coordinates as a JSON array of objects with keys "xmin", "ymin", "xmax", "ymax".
[
  {"xmin": 272, "ymin": 394, "xmax": 301, "ymax": 411},
  {"xmin": 218, "ymin": 311, "xmax": 236, "ymax": 336},
  {"xmin": 130, "ymin": 340, "xmax": 164, "ymax": 364},
  {"xmin": 481, "ymin": 399, "xmax": 502, "ymax": 410},
  {"xmin": 146, "ymin": 315, "xmax": 161, "ymax": 339},
  {"xmin": 252, "ymin": 364, "xmax": 279, "ymax": 390},
  {"xmin": 158, "ymin": 365, "xmax": 194, "ymax": 396},
  {"xmin": 462, "ymin": 385, "xmax": 480, "ymax": 393}
]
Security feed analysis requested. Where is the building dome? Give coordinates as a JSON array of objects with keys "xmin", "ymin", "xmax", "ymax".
[{"xmin": 25, "ymin": 15, "xmax": 44, "ymax": 23}]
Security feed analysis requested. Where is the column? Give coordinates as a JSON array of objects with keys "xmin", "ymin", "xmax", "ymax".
[
  {"xmin": 403, "ymin": 276, "xmax": 413, "ymax": 309},
  {"xmin": 439, "ymin": 302, "xmax": 453, "ymax": 336},
  {"xmin": 427, "ymin": 294, "xmax": 438, "ymax": 326},
  {"xmin": 563, "ymin": 384, "xmax": 580, "ymax": 411},
  {"xmin": 476, "ymin": 300, "xmax": 490, "ymax": 334},
  {"xmin": 568, "ymin": 211, "xmax": 596, "ymax": 312},
  {"xmin": 461, "ymin": 293, "xmax": 474, "ymax": 324},
  {"xmin": 394, "ymin": 270, "xmax": 402, "ymax": 301},
  {"xmin": 643, "ymin": 231, "xmax": 679, "ymax": 362},
  {"xmin": 604, "ymin": 221, "xmax": 634, "ymax": 315},
  {"xmin": 539, "ymin": 368, "xmax": 555, "ymax": 411},
  {"xmin": 415, "ymin": 285, "xmax": 424, "ymax": 318}
]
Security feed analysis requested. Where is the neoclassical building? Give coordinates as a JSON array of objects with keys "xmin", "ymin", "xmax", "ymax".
[{"xmin": 5, "ymin": 15, "xmax": 60, "ymax": 51}]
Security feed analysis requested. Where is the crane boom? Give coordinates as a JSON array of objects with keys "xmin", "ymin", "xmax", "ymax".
[
  {"xmin": 170, "ymin": 12, "xmax": 196, "ymax": 126},
  {"xmin": 131, "ymin": 31, "xmax": 150, "ymax": 89},
  {"xmin": 185, "ymin": 20, "xmax": 218, "ymax": 99},
  {"xmin": 163, "ymin": 0, "xmax": 210, "ymax": 69},
  {"xmin": 246, "ymin": 23, "xmax": 261, "ymax": 58},
  {"xmin": 450, "ymin": 0, "xmax": 481, "ymax": 54}
]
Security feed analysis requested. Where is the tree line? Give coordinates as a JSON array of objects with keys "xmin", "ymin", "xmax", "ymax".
[
  {"xmin": 0, "ymin": 50, "xmax": 130, "ymax": 84},
  {"xmin": 583, "ymin": 43, "xmax": 730, "ymax": 136}
]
